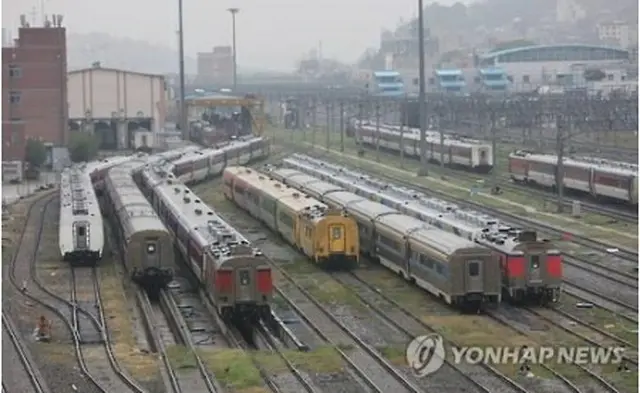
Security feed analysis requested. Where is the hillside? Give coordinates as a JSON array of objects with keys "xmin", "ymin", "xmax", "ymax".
[{"xmin": 66, "ymin": 32, "xmax": 196, "ymax": 74}]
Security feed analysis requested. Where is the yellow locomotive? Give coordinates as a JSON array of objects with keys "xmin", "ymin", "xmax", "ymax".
[{"xmin": 223, "ymin": 166, "xmax": 359, "ymax": 269}]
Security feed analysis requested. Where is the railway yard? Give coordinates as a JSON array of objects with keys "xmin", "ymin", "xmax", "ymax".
[{"xmin": 2, "ymin": 128, "xmax": 638, "ymax": 393}]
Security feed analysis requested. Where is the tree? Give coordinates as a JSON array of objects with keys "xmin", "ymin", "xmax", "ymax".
[
  {"xmin": 584, "ymin": 68, "xmax": 606, "ymax": 82},
  {"xmin": 24, "ymin": 138, "xmax": 47, "ymax": 168},
  {"xmin": 69, "ymin": 132, "xmax": 100, "ymax": 163}
]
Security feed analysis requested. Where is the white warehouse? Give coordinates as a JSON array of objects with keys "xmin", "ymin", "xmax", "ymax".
[{"xmin": 67, "ymin": 65, "xmax": 168, "ymax": 150}]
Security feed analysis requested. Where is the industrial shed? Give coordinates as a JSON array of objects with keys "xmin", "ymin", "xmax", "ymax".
[{"xmin": 67, "ymin": 65, "xmax": 168, "ymax": 150}]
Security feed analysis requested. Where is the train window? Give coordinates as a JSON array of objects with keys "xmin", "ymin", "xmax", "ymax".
[
  {"xmin": 530, "ymin": 255, "xmax": 540, "ymax": 270},
  {"xmin": 77, "ymin": 227, "xmax": 86, "ymax": 237},
  {"xmin": 240, "ymin": 270, "xmax": 250, "ymax": 285},
  {"xmin": 147, "ymin": 243, "xmax": 157, "ymax": 254},
  {"xmin": 468, "ymin": 262, "xmax": 480, "ymax": 277},
  {"xmin": 332, "ymin": 227, "xmax": 342, "ymax": 240}
]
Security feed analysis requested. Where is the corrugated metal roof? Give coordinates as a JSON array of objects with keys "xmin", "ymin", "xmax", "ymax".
[
  {"xmin": 373, "ymin": 70, "xmax": 401, "ymax": 77},
  {"xmin": 480, "ymin": 44, "xmax": 629, "ymax": 60},
  {"xmin": 479, "ymin": 67, "xmax": 505, "ymax": 75},
  {"xmin": 435, "ymin": 69, "xmax": 463, "ymax": 76}
]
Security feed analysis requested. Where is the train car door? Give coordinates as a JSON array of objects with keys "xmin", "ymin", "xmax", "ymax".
[
  {"xmin": 328, "ymin": 224, "xmax": 346, "ymax": 253},
  {"xmin": 236, "ymin": 269, "xmax": 253, "ymax": 302},
  {"xmin": 465, "ymin": 259, "xmax": 484, "ymax": 293},
  {"xmin": 527, "ymin": 254, "xmax": 542, "ymax": 284},
  {"xmin": 589, "ymin": 168, "xmax": 597, "ymax": 196},
  {"xmin": 73, "ymin": 221, "xmax": 90, "ymax": 250},
  {"xmin": 448, "ymin": 146, "xmax": 453, "ymax": 166}
]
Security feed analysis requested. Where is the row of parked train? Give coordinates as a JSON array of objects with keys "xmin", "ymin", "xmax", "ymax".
[
  {"xmin": 349, "ymin": 121, "xmax": 495, "ymax": 173},
  {"xmin": 266, "ymin": 153, "xmax": 563, "ymax": 307},
  {"xmin": 508, "ymin": 151, "xmax": 638, "ymax": 205},
  {"xmin": 58, "ymin": 137, "xmax": 272, "ymax": 320},
  {"xmin": 345, "ymin": 121, "xmax": 637, "ymax": 206}
]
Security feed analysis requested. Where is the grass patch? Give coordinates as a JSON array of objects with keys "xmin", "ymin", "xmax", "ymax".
[
  {"xmin": 301, "ymin": 274, "xmax": 362, "ymax": 308},
  {"xmin": 379, "ymin": 345, "xmax": 407, "ymax": 366},
  {"xmin": 599, "ymin": 363, "xmax": 638, "ymax": 393},
  {"xmin": 284, "ymin": 345, "xmax": 345, "ymax": 373},
  {"xmin": 559, "ymin": 295, "xmax": 639, "ymax": 347},
  {"xmin": 166, "ymin": 345, "xmax": 197, "ymax": 370},
  {"xmin": 198, "ymin": 348, "xmax": 263, "ymax": 390},
  {"xmin": 98, "ymin": 257, "xmax": 159, "ymax": 382}
]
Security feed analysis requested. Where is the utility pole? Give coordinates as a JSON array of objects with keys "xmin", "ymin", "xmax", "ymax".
[
  {"xmin": 400, "ymin": 95, "xmax": 406, "ymax": 168},
  {"xmin": 227, "ymin": 8, "xmax": 239, "ymax": 91},
  {"xmin": 417, "ymin": 0, "xmax": 428, "ymax": 176},
  {"xmin": 311, "ymin": 96, "xmax": 317, "ymax": 148},
  {"xmin": 325, "ymin": 98, "xmax": 331, "ymax": 150},
  {"xmin": 357, "ymin": 99, "xmax": 365, "ymax": 155},
  {"xmin": 178, "ymin": 0, "xmax": 187, "ymax": 140},
  {"xmin": 489, "ymin": 107, "xmax": 498, "ymax": 193},
  {"xmin": 339, "ymin": 101, "xmax": 345, "ymax": 152},
  {"xmin": 375, "ymin": 101, "xmax": 381, "ymax": 162},
  {"xmin": 555, "ymin": 113, "xmax": 567, "ymax": 213}
]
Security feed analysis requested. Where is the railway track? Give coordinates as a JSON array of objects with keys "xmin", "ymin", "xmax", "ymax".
[
  {"xmin": 561, "ymin": 283, "xmax": 638, "ymax": 325},
  {"xmin": 7, "ymin": 194, "xmax": 146, "ymax": 393},
  {"xmin": 332, "ymin": 270, "xmax": 529, "ymax": 393},
  {"xmin": 273, "ymin": 270, "xmax": 423, "ymax": 393},
  {"xmin": 136, "ymin": 287, "xmax": 218, "ymax": 393},
  {"xmin": 2, "ymin": 313, "xmax": 51, "ymax": 393},
  {"xmin": 490, "ymin": 305, "xmax": 628, "ymax": 393}
]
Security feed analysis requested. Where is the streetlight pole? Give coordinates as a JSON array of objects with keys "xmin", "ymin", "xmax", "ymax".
[
  {"xmin": 417, "ymin": 0, "xmax": 428, "ymax": 176},
  {"xmin": 227, "ymin": 8, "xmax": 239, "ymax": 90},
  {"xmin": 178, "ymin": 0, "xmax": 187, "ymax": 140}
]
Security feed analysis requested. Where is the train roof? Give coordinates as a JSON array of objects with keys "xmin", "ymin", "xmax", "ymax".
[
  {"xmin": 146, "ymin": 168, "xmax": 263, "ymax": 261},
  {"xmin": 322, "ymin": 190, "xmax": 367, "ymax": 208},
  {"xmin": 510, "ymin": 151, "xmax": 637, "ymax": 176},
  {"xmin": 60, "ymin": 165, "xmax": 101, "ymax": 218},
  {"xmin": 287, "ymin": 154, "xmax": 555, "ymax": 255},
  {"xmin": 348, "ymin": 198, "xmax": 397, "ymax": 218}
]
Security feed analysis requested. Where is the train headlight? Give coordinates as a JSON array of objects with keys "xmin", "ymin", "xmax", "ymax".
[{"xmin": 147, "ymin": 244, "xmax": 156, "ymax": 254}]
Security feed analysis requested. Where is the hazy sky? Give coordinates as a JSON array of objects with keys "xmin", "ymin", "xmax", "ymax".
[{"xmin": 3, "ymin": 0, "xmax": 470, "ymax": 70}]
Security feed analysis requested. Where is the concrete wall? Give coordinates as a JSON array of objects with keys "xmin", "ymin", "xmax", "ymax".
[{"xmin": 67, "ymin": 67, "xmax": 167, "ymax": 131}]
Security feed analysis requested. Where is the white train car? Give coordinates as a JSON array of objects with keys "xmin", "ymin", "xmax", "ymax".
[
  {"xmin": 59, "ymin": 165, "xmax": 104, "ymax": 264},
  {"xmin": 508, "ymin": 151, "xmax": 638, "ymax": 205},
  {"xmin": 356, "ymin": 124, "xmax": 493, "ymax": 172},
  {"xmin": 172, "ymin": 136, "xmax": 269, "ymax": 184}
]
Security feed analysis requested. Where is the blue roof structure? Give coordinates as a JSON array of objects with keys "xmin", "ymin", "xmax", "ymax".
[
  {"xmin": 435, "ymin": 69, "xmax": 463, "ymax": 76},
  {"xmin": 479, "ymin": 67, "xmax": 506, "ymax": 75},
  {"xmin": 480, "ymin": 44, "xmax": 629, "ymax": 60},
  {"xmin": 373, "ymin": 70, "xmax": 401, "ymax": 77}
]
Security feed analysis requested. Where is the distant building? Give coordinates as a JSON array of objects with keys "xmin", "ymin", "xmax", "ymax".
[
  {"xmin": 2, "ymin": 15, "xmax": 68, "ymax": 163},
  {"xmin": 477, "ymin": 44, "xmax": 630, "ymax": 91},
  {"xmin": 197, "ymin": 46, "xmax": 233, "ymax": 86},
  {"xmin": 67, "ymin": 65, "xmax": 167, "ymax": 150},
  {"xmin": 597, "ymin": 21, "xmax": 636, "ymax": 49}
]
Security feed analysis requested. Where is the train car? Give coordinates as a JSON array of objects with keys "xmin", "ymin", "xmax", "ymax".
[
  {"xmin": 278, "ymin": 154, "xmax": 562, "ymax": 305},
  {"xmin": 103, "ymin": 159, "xmax": 175, "ymax": 293},
  {"xmin": 355, "ymin": 124, "xmax": 493, "ymax": 173},
  {"xmin": 223, "ymin": 166, "xmax": 360, "ymax": 269},
  {"xmin": 266, "ymin": 167, "xmax": 500, "ymax": 310},
  {"xmin": 172, "ymin": 136, "xmax": 270, "ymax": 184},
  {"xmin": 59, "ymin": 165, "xmax": 104, "ymax": 265},
  {"xmin": 141, "ymin": 165, "xmax": 272, "ymax": 321},
  {"xmin": 88, "ymin": 154, "xmax": 139, "ymax": 194},
  {"xmin": 508, "ymin": 151, "xmax": 638, "ymax": 205}
]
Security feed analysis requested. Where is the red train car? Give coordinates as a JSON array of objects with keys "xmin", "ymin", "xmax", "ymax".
[{"xmin": 478, "ymin": 228, "xmax": 562, "ymax": 304}]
